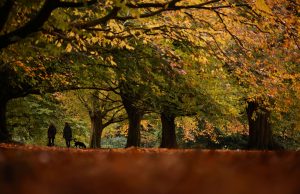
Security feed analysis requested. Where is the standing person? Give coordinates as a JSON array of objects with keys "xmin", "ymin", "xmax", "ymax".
[
  {"xmin": 47, "ymin": 123, "xmax": 57, "ymax": 146},
  {"xmin": 63, "ymin": 122, "xmax": 72, "ymax": 148}
]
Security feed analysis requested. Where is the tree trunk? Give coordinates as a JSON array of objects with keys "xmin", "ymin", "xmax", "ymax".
[
  {"xmin": 126, "ymin": 109, "xmax": 142, "ymax": 147},
  {"xmin": 160, "ymin": 112, "xmax": 177, "ymax": 148},
  {"xmin": 0, "ymin": 99, "xmax": 10, "ymax": 142},
  {"xmin": 89, "ymin": 114, "xmax": 104, "ymax": 148},
  {"xmin": 246, "ymin": 101, "xmax": 273, "ymax": 150},
  {"xmin": 121, "ymin": 95, "xmax": 142, "ymax": 148},
  {"xmin": 96, "ymin": 126, "xmax": 103, "ymax": 148}
]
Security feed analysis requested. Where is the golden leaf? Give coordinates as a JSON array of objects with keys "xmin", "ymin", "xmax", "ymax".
[{"xmin": 66, "ymin": 43, "xmax": 72, "ymax": 52}]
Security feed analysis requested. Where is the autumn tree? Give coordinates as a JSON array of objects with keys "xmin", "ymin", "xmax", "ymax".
[
  {"xmin": 218, "ymin": 0, "xmax": 300, "ymax": 149},
  {"xmin": 77, "ymin": 90, "xmax": 126, "ymax": 148},
  {"xmin": 112, "ymin": 44, "xmax": 159, "ymax": 147},
  {"xmin": 1, "ymin": 0, "xmax": 298, "ymax": 150}
]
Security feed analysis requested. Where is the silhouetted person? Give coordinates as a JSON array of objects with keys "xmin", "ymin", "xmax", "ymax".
[
  {"xmin": 63, "ymin": 122, "xmax": 72, "ymax": 148},
  {"xmin": 47, "ymin": 123, "xmax": 57, "ymax": 146}
]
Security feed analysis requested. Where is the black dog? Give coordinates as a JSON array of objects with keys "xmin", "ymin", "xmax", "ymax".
[{"xmin": 73, "ymin": 138, "xmax": 86, "ymax": 149}]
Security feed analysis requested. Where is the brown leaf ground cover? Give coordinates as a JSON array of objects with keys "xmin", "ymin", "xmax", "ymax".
[{"xmin": 0, "ymin": 143, "xmax": 299, "ymax": 194}]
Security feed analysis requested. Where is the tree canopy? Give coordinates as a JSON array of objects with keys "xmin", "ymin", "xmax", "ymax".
[{"xmin": 0, "ymin": 0, "xmax": 299, "ymax": 150}]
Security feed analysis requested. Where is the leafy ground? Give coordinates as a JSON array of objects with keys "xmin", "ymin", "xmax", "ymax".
[{"xmin": 0, "ymin": 144, "xmax": 299, "ymax": 194}]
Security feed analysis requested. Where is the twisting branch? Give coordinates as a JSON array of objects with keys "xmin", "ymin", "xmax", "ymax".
[
  {"xmin": 214, "ymin": 10, "xmax": 246, "ymax": 50},
  {"xmin": 58, "ymin": 0, "xmax": 97, "ymax": 8},
  {"xmin": 0, "ymin": 0, "xmax": 252, "ymax": 49},
  {"xmin": 240, "ymin": 21, "xmax": 270, "ymax": 34},
  {"xmin": 103, "ymin": 105, "xmax": 127, "ymax": 128},
  {"xmin": 74, "ymin": 6, "xmax": 121, "ymax": 28},
  {"xmin": 77, "ymin": 93, "xmax": 92, "ymax": 112},
  {"xmin": 126, "ymin": 0, "xmax": 220, "ymax": 9},
  {"xmin": 78, "ymin": 0, "xmax": 250, "ymax": 28}
]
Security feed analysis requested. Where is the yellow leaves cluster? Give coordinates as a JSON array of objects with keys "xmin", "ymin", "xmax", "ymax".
[
  {"xmin": 66, "ymin": 43, "xmax": 73, "ymax": 52},
  {"xmin": 176, "ymin": 117, "xmax": 198, "ymax": 142},
  {"xmin": 105, "ymin": 56, "xmax": 117, "ymax": 66},
  {"xmin": 254, "ymin": 0, "xmax": 273, "ymax": 15}
]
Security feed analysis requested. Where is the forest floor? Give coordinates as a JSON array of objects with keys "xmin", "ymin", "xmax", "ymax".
[{"xmin": 0, "ymin": 143, "xmax": 299, "ymax": 194}]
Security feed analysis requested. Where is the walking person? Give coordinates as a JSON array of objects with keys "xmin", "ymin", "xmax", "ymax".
[
  {"xmin": 63, "ymin": 122, "xmax": 72, "ymax": 148},
  {"xmin": 47, "ymin": 123, "xmax": 57, "ymax": 146}
]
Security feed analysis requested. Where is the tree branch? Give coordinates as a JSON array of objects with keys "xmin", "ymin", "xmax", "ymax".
[
  {"xmin": 58, "ymin": 0, "xmax": 97, "ymax": 8},
  {"xmin": 77, "ymin": 0, "xmax": 250, "ymax": 28},
  {"xmin": 77, "ymin": 93, "xmax": 92, "ymax": 113},
  {"xmin": 214, "ymin": 10, "xmax": 246, "ymax": 50},
  {"xmin": 74, "ymin": 6, "xmax": 121, "ymax": 28},
  {"xmin": 126, "ymin": 0, "xmax": 220, "ymax": 9}
]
